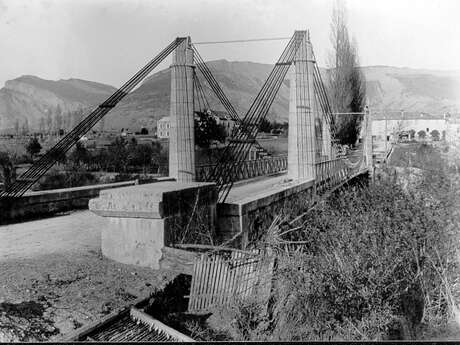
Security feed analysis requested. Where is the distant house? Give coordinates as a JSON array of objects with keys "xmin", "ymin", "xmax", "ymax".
[
  {"xmin": 208, "ymin": 110, "xmax": 236, "ymax": 136},
  {"xmin": 157, "ymin": 117, "xmax": 171, "ymax": 138},
  {"xmin": 371, "ymin": 111, "xmax": 448, "ymax": 145}
]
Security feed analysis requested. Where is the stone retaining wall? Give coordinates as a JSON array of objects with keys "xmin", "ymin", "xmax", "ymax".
[
  {"xmin": 217, "ymin": 179, "xmax": 316, "ymax": 248},
  {"xmin": 0, "ymin": 181, "xmax": 138, "ymax": 224}
]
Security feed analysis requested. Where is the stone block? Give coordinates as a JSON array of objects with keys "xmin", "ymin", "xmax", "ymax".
[{"xmin": 89, "ymin": 181, "xmax": 217, "ymax": 269}]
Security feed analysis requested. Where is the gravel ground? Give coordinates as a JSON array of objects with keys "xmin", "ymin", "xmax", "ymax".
[{"xmin": 0, "ymin": 211, "xmax": 176, "ymax": 341}]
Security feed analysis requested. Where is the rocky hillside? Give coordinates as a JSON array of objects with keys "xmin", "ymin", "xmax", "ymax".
[
  {"xmin": 363, "ymin": 66, "xmax": 460, "ymax": 114},
  {"xmin": 0, "ymin": 76, "xmax": 116, "ymax": 132},
  {"xmin": 0, "ymin": 62, "xmax": 459, "ymax": 132},
  {"xmin": 103, "ymin": 62, "xmax": 460, "ymax": 131},
  {"xmin": 103, "ymin": 60, "xmax": 289, "ymax": 131}
]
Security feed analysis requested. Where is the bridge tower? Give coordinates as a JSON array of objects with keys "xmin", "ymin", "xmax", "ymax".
[
  {"xmin": 169, "ymin": 37, "xmax": 196, "ymax": 182},
  {"xmin": 287, "ymin": 31, "xmax": 318, "ymax": 181}
]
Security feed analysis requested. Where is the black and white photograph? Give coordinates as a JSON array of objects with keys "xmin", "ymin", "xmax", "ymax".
[{"xmin": 0, "ymin": 0, "xmax": 459, "ymax": 341}]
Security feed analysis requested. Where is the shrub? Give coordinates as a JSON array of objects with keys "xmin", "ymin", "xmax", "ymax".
[
  {"xmin": 34, "ymin": 166, "xmax": 97, "ymax": 190},
  {"xmin": 25, "ymin": 137, "xmax": 41, "ymax": 158},
  {"xmin": 215, "ymin": 168, "xmax": 459, "ymax": 341}
]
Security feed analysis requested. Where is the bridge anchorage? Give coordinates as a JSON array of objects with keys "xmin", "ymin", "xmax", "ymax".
[{"xmin": 2, "ymin": 30, "xmax": 372, "ymax": 337}]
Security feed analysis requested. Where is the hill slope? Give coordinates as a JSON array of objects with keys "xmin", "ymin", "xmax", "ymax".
[
  {"xmin": 103, "ymin": 62, "xmax": 460, "ymax": 130},
  {"xmin": 363, "ymin": 66, "xmax": 460, "ymax": 114},
  {"xmin": 104, "ymin": 60, "xmax": 289, "ymax": 131},
  {"xmin": 0, "ymin": 76, "xmax": 116, "ymax": 132},
  {"xmin": 1, "ymin": 63, "xmax": 459, "ymax": 133}
]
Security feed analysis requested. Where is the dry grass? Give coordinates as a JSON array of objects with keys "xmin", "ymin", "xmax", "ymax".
[{"xmin": 213, "ymin": 160, "xmax": 460, "ymax": 341}]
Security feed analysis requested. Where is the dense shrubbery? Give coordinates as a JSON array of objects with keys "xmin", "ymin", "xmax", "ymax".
[
  {"xmin": 31, "ymin": 137, "xmax": 168, "ymax": 190},
  {"xmin": 33, "ymin": 166, "xmax": 97, "ymax": 191},
  {"xmin": 214, "ymin": 167, "xmax": 459, "ymax": 340}
]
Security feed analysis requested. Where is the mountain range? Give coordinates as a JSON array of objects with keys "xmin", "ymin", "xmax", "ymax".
[{"xmin": 0, "ymin": 61, "xmax": 459, "ymax": 133}]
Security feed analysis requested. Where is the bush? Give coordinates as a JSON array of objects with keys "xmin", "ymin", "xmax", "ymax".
[
  {"xmin": 25, "ymin": 137, "xmax": 42, "ymax": 158},
  {"xmin": 215, "ymin": 169, "xmax": 459, "ymax": 341},
  {"xmin": 34, "ymin": 166, "xmax": 98, "ymax": 190}
]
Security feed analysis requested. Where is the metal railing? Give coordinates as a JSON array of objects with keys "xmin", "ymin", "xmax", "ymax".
[
  {"xmin": 195, "ymin": 155, "xmax": 287, "ymax": 182},
  {"xmin": 315, "ymin": 151, "xmax": 366, "ymax": 193}
]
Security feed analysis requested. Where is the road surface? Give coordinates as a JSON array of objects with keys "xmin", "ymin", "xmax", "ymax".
[{"xmin": 0, "ymin": 211, "xmax": 104, "ymax": 261}]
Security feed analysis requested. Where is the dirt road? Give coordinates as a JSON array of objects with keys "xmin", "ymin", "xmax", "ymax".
[
  {"xmin": 0, "ymin": 211, "xmax": 103, "ymax": 261},
  {"xmin": 0, "ymin": 211, "xmax": 176, "ymax": 341}
]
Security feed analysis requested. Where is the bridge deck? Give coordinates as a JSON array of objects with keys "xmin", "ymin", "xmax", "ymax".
[{"xmin": 226, "ymin": 174, "xmax": 301, "ymax": 204}]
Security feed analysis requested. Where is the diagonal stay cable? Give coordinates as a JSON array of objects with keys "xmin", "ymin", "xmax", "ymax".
[
  {"xmin": 1, "ymin": 38, "xmax": 185, "ymax": 198},
  {"xmin": 5, "ymin": 42, "xmax": 179, "ymax": 197},
  {"xmin": 192, "ymin": 45, "xmax": 268, "ymax": 156},
  {"xmin": 209, "ymin": 33, "xmax": 300, "ymax": 193},
  {"xmin": 211, "ymin": 32, "xmax": 306, "ymax": 202}
]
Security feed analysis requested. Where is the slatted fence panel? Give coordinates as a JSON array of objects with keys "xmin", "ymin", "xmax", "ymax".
[{"xmin": 188, "ymin": 250, "xmax": 274, "ymax": 313}]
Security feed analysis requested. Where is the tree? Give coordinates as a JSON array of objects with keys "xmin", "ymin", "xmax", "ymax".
[
  {"xmin": 54, "ymin": 113, "xmax": 62, "ymax": 135},
  {"xmin": 409, "ymin": 129, "xmax": 416, "ymax": 140},
  {"xmin": 62, "ymin": 112, "xmax": 71, "ymax": 131},
  {"xmin": 128, "ymin": 143, "xmax": 154, "ymax": 173},
  {"xmin": 107, "ymin": 137, "xmax": 128, "ymax": 172},
  {"xmin": 46, "ymin": 113, "xmax": 53, "ymax": 134},
  {"xmin": 25, "ymin": 137, "xmax": 42, "ymax": 158},
  {"xmin": 259, "ymin": 118, "xmax": 272, "ymax": 133},
  {"xmin": 431, "ymin": 129, "xmax": 440, "ymax": 141},
  {"xmin": 151, "ymin": 141, "xmax": 167, "ymax": 174},
  {"xmin": 194, "ymin": 111, "xmax": 227, "ymax": 149},
  {"xmin": 328, "ymin": 0, "xmax": 366, "ymax": 145},
  {"xmin": 14, "ymin": 119, "xmax": 19, "ymax": 136},
  {"xmin": 140, "ymin": 127, "xmax": 149, "ymax": 135},
  {"xmin": 69, "ymin": 140, "xmax": 90, "ymax": 167},
  {"xmin": 39, "ymin": 117, "xmax": 46, "ymax": 134},
  {"xmin": 21, "ymin": 118, "xmax": 29, "ymax": 136},
  {"xmin": 0, "ymin": 151, "xmax": 14, "ymax": 190},
  {"xmin": 418, "ymin": 130, "xmax": 426, "ymax": 140}
]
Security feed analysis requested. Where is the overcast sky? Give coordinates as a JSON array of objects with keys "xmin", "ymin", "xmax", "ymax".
[{"xmin": 0, "ymin": 0, "xmax": 459, "ymax": 88}]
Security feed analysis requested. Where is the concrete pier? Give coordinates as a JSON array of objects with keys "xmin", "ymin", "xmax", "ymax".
[
  {"xmin": 169, "ymin": 37, "xmax": 195, "ymax": 182},
  {"xmin": 287, "ymin": 32, "xmax": 317, "ymax": 180},
  {"xmin": 89, "ymin": 181, "xmax": 217, "ymax": 269}
]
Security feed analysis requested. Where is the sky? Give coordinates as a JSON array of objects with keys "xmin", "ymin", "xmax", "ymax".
[{"xmin": 0, "ymin": 0, "xmax": 459, "ymax": 88}]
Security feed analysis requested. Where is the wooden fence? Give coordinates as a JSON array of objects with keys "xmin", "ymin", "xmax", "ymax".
[{"xmin": 188, "ymin": 250, "xmax": 274, "ymax": 313}]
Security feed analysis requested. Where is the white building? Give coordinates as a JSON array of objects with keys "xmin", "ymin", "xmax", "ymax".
[
  {"xmin": 371, "ymin": 112, "xmax": 447, "ymax": 146},
  {"xmin": 209, "ymin": 110, "xmax": 236, "ymax": 137},
  {"xmin": 157, "ymin": 116, "xmax": 170, "ymax": 138}
]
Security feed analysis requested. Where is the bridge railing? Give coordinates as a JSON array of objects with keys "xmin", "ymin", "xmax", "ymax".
[
  {"xmin": 315, "ymin": 150, "xmax": 366, "ymax": 193},
  {"xmin": 195, "ymin": 149, "xmax": 367, "ymax": 188},
  {"xmin": 195, "ymin": 154, "xmax": 288, "ymax": 182}
]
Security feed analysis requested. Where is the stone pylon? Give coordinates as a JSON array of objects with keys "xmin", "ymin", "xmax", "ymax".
[
  {"xmin": 287, "ymin": 31, "xmax": 317, "ymax": 181},
  {"xmin": 169, "ymin": 37, "xmax": 195, "ymax": 182},
  {"xmin": 363, "ymin": 105, "xmax": 373, "ymax": 168}
]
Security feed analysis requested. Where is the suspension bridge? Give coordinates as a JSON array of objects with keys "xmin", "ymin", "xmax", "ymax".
[
  {"xmin": 0, "ymin": 30, "xmax": 371, "ymax": 201},
  {"xmin": 0, "ymin": 30, "xmax": 373, "ymax": 341},
  {"xmin": 0, "ymin": 29, "xmax": 372, "ymax": 256}
]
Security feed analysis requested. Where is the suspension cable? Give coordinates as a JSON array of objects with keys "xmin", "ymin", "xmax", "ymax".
[
  {"xmin": 0, "ymin": 38, "xmax": 185, "ymax": 198},
  {"xmin": 194, "ymin": 37, "xmax": 291, "ymax": 45}
]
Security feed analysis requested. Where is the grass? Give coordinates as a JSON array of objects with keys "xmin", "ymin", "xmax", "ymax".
[{"xmin": 210, "ymin": 145, "xmax": 459, "ymax": 340}]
